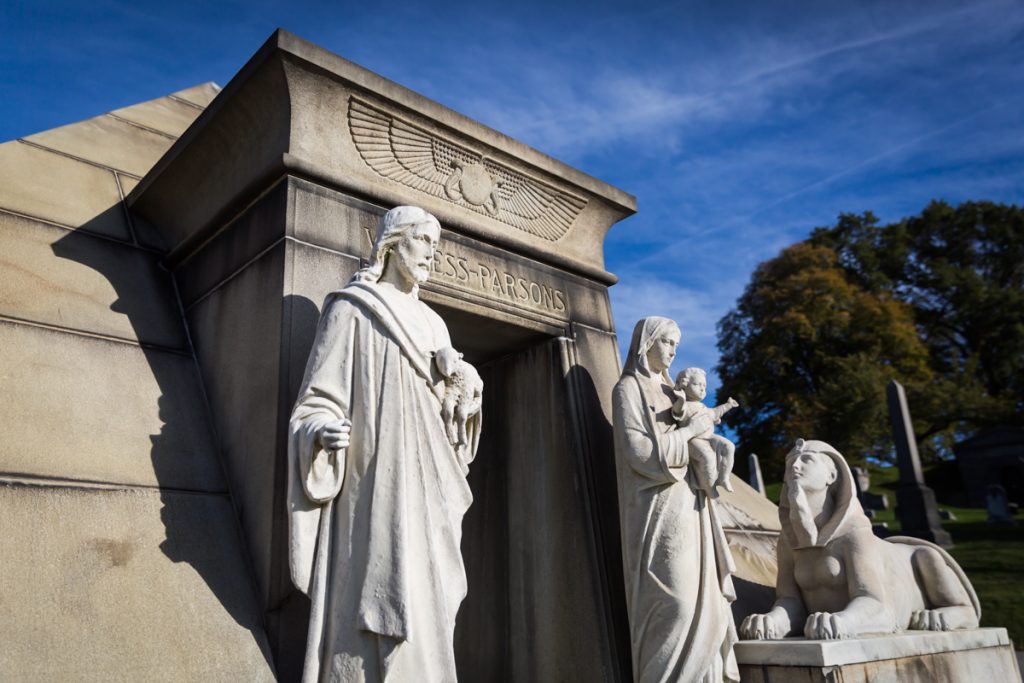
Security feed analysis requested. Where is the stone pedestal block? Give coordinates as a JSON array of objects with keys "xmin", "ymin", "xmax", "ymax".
[{"xmin": 736, "ymin": 628, "xmax": 1019, "ymax": 683}]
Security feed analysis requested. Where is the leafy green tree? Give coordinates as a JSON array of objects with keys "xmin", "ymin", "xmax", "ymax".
[
  {"xmin": 717, "ymin": 200, "xmax": 1024, "ymax": 478},
  {"xmin": 716, "ymin": 242, "xmax": 933, "ymax": 478},
  {"xmin": 811, "ymin": 201, "xmax": 1024, "ymax": 435}
]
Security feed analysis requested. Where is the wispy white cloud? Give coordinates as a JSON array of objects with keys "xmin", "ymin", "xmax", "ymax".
[{"xmin": 417, "ymin": 0, "xmax": 1023, "ymax": 166}]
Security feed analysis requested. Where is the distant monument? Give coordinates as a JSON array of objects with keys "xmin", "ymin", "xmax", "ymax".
[
  {"xmin": 851, "ymin": 464, "xmax": 889, "ymax": 512},
  {"xmin": 887, "ymin": 380, "xmax": 952, "ymax": 547},
  {"xmin": 955, "ymin": 426, "xmax": 1024, "ymax": 507},
  {"xmin": 748, "ymin": 453, "xmax": 765, "ymax": 495}
]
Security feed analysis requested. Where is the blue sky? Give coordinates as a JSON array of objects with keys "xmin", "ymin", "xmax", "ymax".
[{"xmin": 4, "ymin": 0, "xmax": 1023, "ymax": 397}]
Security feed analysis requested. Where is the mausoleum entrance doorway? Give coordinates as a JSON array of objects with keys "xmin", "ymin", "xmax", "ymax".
[{"xmin": 426, "ymin": 302, "xmax": 625, "ymax": 681}]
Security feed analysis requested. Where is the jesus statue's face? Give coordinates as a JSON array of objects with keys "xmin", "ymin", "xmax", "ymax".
[{"xmin": 392, "ymin": 221, "xmax": 441, "ymax": 287}]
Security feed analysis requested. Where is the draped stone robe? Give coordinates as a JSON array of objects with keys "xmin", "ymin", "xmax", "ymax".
[
  {"xmin": 288, "ymin": 281, "xmax": 480, "ymax": 682},
  {"xmin": 613, "ymin": 368, "xmax": 739, "ymax": 683}
]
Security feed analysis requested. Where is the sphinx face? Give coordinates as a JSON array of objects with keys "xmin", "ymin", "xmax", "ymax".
[{"xmin": 786, "ymin": 449, "xmax": 837, "ymax": 493}]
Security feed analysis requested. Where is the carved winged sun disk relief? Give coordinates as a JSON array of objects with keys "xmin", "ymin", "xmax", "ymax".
[{"xmin": 349, "ymin": 98, "xmax": 586, "ymax": 241}]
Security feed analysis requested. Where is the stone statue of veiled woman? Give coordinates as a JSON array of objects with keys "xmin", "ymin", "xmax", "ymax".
[
  {"xmin": 287, "ymin": 206, "xmax": 482, "ymax": 682},
  {"xmin": 612, "ymin": 317, "xmax": 739, "ymax": 683}
]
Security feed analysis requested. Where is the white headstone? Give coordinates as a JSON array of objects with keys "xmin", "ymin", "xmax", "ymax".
[
  {"xmin": 986, "ymin": 485, "xmax": 1014, "ymax": 524},
  {"xmin": 748, "ymin": 453, "xmax": 766, "ymax": 495}
]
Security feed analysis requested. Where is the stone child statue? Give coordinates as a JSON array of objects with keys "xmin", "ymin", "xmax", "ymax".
[
  {"xmin": 672, "ymin": 367, "xmax": 739, "ymax": 495},
  {"xmin": 740, "ymin": 439, "xmax": 980, "ymax": 641},
  {"xmin": 434, "ymin": 346, "xmax": 484, "ymax": 457},
  {"xmin": 287, "ymin": 206, "xmax": 483, "ymax": 682}
]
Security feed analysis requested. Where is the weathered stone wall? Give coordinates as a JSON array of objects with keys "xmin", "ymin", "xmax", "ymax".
[{"xmin": 0, "ymin": 85, "xmax": 274, "ymax": 680}]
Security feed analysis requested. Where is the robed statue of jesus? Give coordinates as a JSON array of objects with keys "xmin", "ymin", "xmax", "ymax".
[{"xmin": 287, "ymin": 206, "xmax": 482, "ymax": 682}]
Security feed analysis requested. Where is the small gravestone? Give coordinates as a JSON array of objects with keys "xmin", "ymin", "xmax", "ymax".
[
  {"xmin": 852, "ymin": 465, "xmax": 871, "ymax": 493},
  {"xmin": 863, "ymin": 491, "xmax": 890, "ymax": 511},
  {"xmin": 986, "ymin": 485, "xmax": 1015, "ymax": 524},
  {"xmin": 852, "ymin": 464, "xmax": 889, "ymax": 511},
  {"xmin": 748, "ymin": 453, "xmax": 765, "ymax": 495},
  {"xmin": 887, "ymin": 380, "xmax": 952, "ymax": 547}
]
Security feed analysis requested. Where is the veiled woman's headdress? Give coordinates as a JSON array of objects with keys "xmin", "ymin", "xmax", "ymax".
[{"xmin": 621, "ymin": 316, "xmax": 679, "ymax": 382}]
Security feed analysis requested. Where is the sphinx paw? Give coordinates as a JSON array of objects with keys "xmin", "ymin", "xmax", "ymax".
[
  {"xmin": 740, "ymin": 613, "xmax": 782, "ymax": 640},
  {"xmin": 804, "ymin": 612, "xmax": 848, "ymax": 640},
  {"xmin": 910, "ymin": 609, "xmax": 949, "ymax": 631}
]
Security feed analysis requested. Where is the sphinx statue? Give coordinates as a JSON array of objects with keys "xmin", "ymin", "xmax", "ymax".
[{"xmin": 740, "ymin": 439, "xmax": 979, "ymax": 641}]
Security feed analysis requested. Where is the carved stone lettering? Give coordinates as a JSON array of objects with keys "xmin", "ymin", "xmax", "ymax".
[
  {"xmin": 349, "ymin": 98, "xmax": 587, "ymax": 241},
  {"xmin": 429, "ymin": 242, "xmax": 569, "ymax": 320}
]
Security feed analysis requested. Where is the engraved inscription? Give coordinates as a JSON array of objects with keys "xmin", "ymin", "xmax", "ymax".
[
  {"xmin": 429, "ymin": 244, "xmax": 568, "ymax": 318},
  {"xmin": 349, "ymin": 98, "xmax": 587, "ymax": 241}
]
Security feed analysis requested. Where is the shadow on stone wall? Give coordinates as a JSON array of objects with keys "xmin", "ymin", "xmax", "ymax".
[
  {"xmin": 52, "ymin": 217, "xmax": 275, "ymax": 673},
  {"xmin": 270, "ymin": 293, "xmax": 322, "ymax": 682}
]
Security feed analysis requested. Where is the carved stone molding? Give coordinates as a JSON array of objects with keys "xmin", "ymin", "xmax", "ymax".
[{"xmin": 349, "ymin": 98, "xmax": 586, "ymax": 241}]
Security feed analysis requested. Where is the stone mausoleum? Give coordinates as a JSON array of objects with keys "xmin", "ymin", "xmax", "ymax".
[{"xmin": 0, "ymin": 29, "xmax": 1014, "ymax": 683}]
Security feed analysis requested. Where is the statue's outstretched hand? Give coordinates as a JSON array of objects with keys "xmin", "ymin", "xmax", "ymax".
[{"xmin": 318, "ymin": 419, "xmax": 352, "ymax": 452}]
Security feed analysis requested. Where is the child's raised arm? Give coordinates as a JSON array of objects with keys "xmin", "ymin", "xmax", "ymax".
[{"xmin": 711, "ymin": 397, "xmax": 739, "ymax": 423}]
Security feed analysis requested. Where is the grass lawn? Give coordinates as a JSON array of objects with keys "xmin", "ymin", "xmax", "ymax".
[{"xmin": 762, "ymin": 464, "xmax": 1024, "ymax": 647}]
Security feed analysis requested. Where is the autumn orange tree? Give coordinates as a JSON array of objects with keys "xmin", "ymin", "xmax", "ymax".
[{"xmin": 715, "ymin": 200, "xmax": 1024, "ymax": 478}]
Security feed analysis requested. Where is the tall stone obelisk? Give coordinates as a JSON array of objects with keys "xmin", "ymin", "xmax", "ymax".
[{"xmin": 888, "ymin": 380, "xmax": 953, "ymax": 547}]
